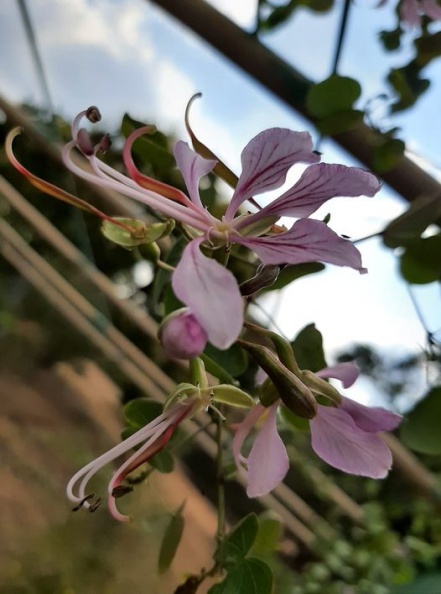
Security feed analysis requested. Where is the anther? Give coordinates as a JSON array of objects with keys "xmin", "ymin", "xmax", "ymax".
[
  {"xmin": 86, "ymin": 106, "xmax": 101, "ymax": 123},
  {"xmin": 72, "ymin": 493, "xmax": 95, "ymax": 511},
  {"xmin": 89, "ymin": 498, "xmax": 102, "ymax": 512},
  {"xmin": 112, "ymin": 485, "xmax": 134, "ymax": 499}
]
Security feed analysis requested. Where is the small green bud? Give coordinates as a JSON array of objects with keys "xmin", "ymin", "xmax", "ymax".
[{"xmin": 259, "ymin": 378, "xmax": 280, "ymax": 407}]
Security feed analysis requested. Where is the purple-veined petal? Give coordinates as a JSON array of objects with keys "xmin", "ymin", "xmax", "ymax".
[
  {"xmin": 340, "ymin": 397, "xmax": 402, "ymax": 433},
  {"xmin": 173, "ymin": 141, "xmax": 217, "ymax": 208},
  {"xmin": 236, "ymin": 218, "xmax": 366, "ymax": 272},
  {"xmin": 310, "ymin": 405, "xmax": 393, "ymax": 478},
  {"xmin": 248, "ymin": 163, "xmax": 380, "ymax": 222},
  {"xmin": 246, "ymin": 403, "xmax": 290, "ymax": 497},
  {"xmin": 225, "ymin": 128, "xmax": 319, "ymax": 220},
  {"xmin": 316, "ymin": 363, "xmax": 360, "ymax": 388},
  {"xmin": 172, "ymin": 238, "xmax": 243, "ymax": 349},
  {"xmin": 421, "ymin": 0, "xmax": 441, "ymax": 20}
]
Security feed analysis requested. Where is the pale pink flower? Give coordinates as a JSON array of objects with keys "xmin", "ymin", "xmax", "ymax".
[
  {"xmin": 8, "ymin": 110, "xmax": 380, "ymax": 353},
  {"xmin": 233, "ymin": 363, "xmax": 402, "ymax": 497}
]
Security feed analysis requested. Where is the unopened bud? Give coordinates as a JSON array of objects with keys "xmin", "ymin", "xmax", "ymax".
[
  {"xmin": 240, "ymin": 264, "xmax": 281, "ymax": 296},
  {"xmin": 77, "ymin": 128, "xmax": 94, "ymax": 155},
  {"xmin": 301, "ymin": 370, "xmax": 342, "ymax": 405},
  {"xmin": 86, "ymin": 105, "xmax": 101, "ymax": 123},
  {"xmin": 159, "ymin": 309, "xmax": 207, "ymax": 360},
  {"xmin": 239, "ymin": 341, "xmax": 317, "ymax": 418},
  {"xmin": 96, "ymin": 133, "xmax": 111, "ymax": 153}
]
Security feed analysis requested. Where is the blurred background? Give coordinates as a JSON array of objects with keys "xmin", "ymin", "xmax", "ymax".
[{"xmin": 0, "ymin": 1, "xmax": 440, "ymax": 592}]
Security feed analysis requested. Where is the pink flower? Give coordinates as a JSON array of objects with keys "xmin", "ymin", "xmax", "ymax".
[
  {"xmin": 233, "ymin": 363, "xmax": 402, "ymax": 497},
  {"xmin": 7, "ymin": 110, "xmax": 380, "ymax": 352},
  {"xmin": 67, "ymin": 399, "xmax": 198, "ymax": 521},
  {"xmin": 399, "ymin": 0, "xmax": 441, "ymax": 26}
]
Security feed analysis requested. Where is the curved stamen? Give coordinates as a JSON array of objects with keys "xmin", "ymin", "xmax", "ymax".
[
  {"xmin": 61, "ymin": 142, "xmax": 213, "ymax": 230},
  {"xmin": 123, "ymin": 126, "xmax": 203, "ymax": 212}
]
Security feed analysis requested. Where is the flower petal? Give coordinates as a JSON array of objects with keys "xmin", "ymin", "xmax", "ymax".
[
  {"xmin": 399, "ymin": 0, "xmax": 421, "ymax": 26},
  {"xmin": 421, "ymin": 0, "xmax": 441, "ymax": 20},
  {"xmin": 247, "ymin": 403, "xmax": 290, "ymax": 497},
  {"xmin": 225, "ymin": 128, "xmax": 319, "ymax": 220},
  {"xmin": 340, "ymin": 397, "xmax": 402, "ymax": 433},
  {"xmin": 172, "ymin": 238, "xmax": 243, "ymax": 349},
  {"xmin": 251, "ymin": 163, "xmax": 380, "ymax": 221},
  {"xmin": 237, "ymin": 218, "xmax": 366, "ymax": 272},
  {"xmin": 173, "ymin": 141, "xmax": 217, "ymax": 208},
  {"xmin": 232, "ymin": 403, "xmax": 267, "ymax": 471},
  {"xmin": 316, "ymin": 363, "xmax": 360, "ymax": 388},
  {"xmin": 310, "ymin": 406, "xmax": 393, "ymax": 478}
]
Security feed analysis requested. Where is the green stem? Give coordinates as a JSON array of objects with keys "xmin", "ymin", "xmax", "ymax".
[{"xmin": 215, "ymin": 412, "xmax": 226, "ymax": 545}]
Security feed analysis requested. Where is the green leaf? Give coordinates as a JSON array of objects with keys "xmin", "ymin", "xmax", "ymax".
[
  {"xmin": 123, "ymin": 398, "xmax": 162, "ymax": 429},
  {"xmin": 291, "ymin": 323, "xmax": 327, "ymax": 372},
  {"xmin": 383, "ymin": 194, "xmax": 441, "ymax": 248},
  {"xmin": 306, "ymin": 0, "xmax": 333, "ymax": 12},
  {"xmin": 280, "ymin": 405, "xmax": 310, "ymax": 432},
  {"xmin": 250, "ymin": 511, "xmax": 283, "ymax": 556},
  {"xmin": 149, "ymin": 449, "xmax": 175, "ymax": 473},
  {"xmin": 371, "ymin": 138, "xmax": 405, "ymax": 173},
  {"xmin": 210, "ymin": 385, "xmax": 254, "ymax": 408},
  {"xmin": 400, "ymin": 388, "xmax": 441, "ymax": 454},
  {"xmin": 306, "ymin": 75, "xmax": 361, "ymax": 119},
  {"xmin": 388, "ymin": 62, "xmax": 430, "ymax": 113},
  {"xmin": 263, "ymin": 262, "xmax": 324, "ymax": 292},
  {"xmin": 204, "ymin": 343, "xmax": 248, "ymax": 378},
  {"xmin": 158, "ymin": 502, "xmax": 185, "ymax": 573},
  {"xmin": 209, "ymin": 558, "xmax": 273, "ymax": 594},
  {"xmin": 392, "ymin": 572, "xmax": 441, "ymax": 593},
  {"xmin": 316, "ymin": 109, "xmax": 364, "ymax": 136},
  {"xmin": 415, "ymin": 31, "xmax": 441, "ymax": 67},
  {"xmin": 220, "ymin": 514, "xmax": 259, "ymax": 565},
  {"xmin": 379, "ymin": 27, "xmax": 402, "ymax": 51},
  {"xmin": 400, "ymin": 235, "xmax": 441, "ymax": 284},
  {"xmin": 121, "ymin": 113, "xmax": 175, "ymax": 173}
]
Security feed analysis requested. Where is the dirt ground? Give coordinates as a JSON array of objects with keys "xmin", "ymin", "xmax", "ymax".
[{"xmin": 0, "ymin": 360, "xmax": 218, "ymax": 594}]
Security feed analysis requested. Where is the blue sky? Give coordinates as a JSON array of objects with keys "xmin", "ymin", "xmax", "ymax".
[{"xmin": 0, "ymin": 0, "xmax": 439, "ymax": 405}]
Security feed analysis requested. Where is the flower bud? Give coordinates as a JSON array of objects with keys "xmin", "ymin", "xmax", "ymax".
[
  {"xmin": 159, "ymin": 309, "xmax": 207, "ymax": 360},
  {"xmin": 240, "ymin": 264, "xmax": 281, "ymax": 296},
  {"xmin": 239, "ymin": 341, "xmax": 317, "ymax": 418},
  {"xmin": 301, "ymin": 370, "xmax": 342, "ymax": 405}
]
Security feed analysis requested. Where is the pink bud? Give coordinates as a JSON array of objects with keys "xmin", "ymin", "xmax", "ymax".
[{"xmin": 159, "ymin": 309, "xmax": 207, "ymax": 359}]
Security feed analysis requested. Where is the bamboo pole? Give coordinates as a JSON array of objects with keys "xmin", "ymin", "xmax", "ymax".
[{"xmin": 0, "ymin": 218, "xmax": 167, "ymax": 400}]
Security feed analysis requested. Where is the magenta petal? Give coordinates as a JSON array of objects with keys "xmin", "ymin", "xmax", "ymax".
[
  {"xmin": 173, "ymin": 141, "xmax": 217, "ymax": 208},
  {"xmin": 159, "ymin": 310, "xmax": 207, "ymax": 359},
  {"xmin": 172, "ymin": 239, "xmax": 243, "ymax": 349},
  {"xmin": 421, "ymin": 0, "xmax": 441, "ymax": 20},
  {"xmin": 340, "ymin": 397, "xmax": 402, "ymax": 433},
  {"xmin": 237, "ymin": 218, "xmax": 365, "ymax": 272},
  {"xmin": 310, "ymin": 406, "xmax": 393, "ymax": 478},
  {"xmin": 247, "ymin": 403, "xmax": 289, "ymax": 497},
  {"xmin": 316, "ymin": 363, "xmax": 359, "ymax": 388},
  {"xmin": 253, "ymin": 164, "xmax": 380, "ymax": 221},
  {"xmin": 225, "ymin": 128, "xmax": 319, "ymax": 220}
]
